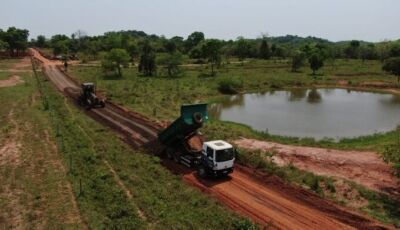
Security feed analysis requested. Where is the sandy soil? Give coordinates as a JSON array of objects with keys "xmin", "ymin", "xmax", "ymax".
[
  {"xmin": 0, "ymin": 75, "xmax": 24, "ymax": 88},
  {"xmin": 234, "ymin": 138, "xmax": 400, "ymax": 197}
]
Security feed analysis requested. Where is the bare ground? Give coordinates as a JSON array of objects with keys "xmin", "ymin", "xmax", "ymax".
[
  {"xmin": 0, "ymin": 75, "xmax": 24, "ymax": 88},
  {"xmin": 234, "ymin": 138, "xmax": 400, "ymax": 198}
]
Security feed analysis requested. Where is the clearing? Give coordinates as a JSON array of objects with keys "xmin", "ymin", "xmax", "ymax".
[{"xmin": 234, "ymin": 138, "xmax": 400, "ymax": 198}]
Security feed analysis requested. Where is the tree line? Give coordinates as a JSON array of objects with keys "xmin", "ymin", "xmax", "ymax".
[{"xmin": 1, "ymin": 26, "xmax": 399, "ymax": 81}]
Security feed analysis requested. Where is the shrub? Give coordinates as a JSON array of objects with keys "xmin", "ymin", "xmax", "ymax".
[{"xmin": 218, "ymin": 77, "xmax": 243, "ymax": 94}]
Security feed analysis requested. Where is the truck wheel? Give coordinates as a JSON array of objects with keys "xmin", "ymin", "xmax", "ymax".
[
  {"xmin": 197, "ymin": 166, "xmax": 207, "ymax": 179},
  {"xmin": 193, "ymin": 112, "xmax": 203, "ymax": 124},
  {"xmin": 166, "ymin": 148, "xmax": 174, "ymax": 160},
  {"xmin": 173, "ymin": 153, "xmax": 180, "ymax": 163}
]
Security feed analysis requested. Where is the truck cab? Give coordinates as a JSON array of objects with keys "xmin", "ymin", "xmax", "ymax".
[{"xmin": 199, "ymin": 140, "xmax": 235, "ymax": 178}]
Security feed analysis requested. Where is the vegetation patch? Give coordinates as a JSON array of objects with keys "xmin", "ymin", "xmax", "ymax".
[{"xmin": 218, "ymin": 76, "xmax": 243, "ymax": 94}]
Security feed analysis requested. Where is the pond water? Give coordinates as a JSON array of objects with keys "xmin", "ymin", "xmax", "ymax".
[{"xmin": 209, "ymin": 88, "xmax": 400, "ymax": 140}]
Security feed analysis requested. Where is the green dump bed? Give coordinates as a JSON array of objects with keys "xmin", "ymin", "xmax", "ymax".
[{"xmin": 158, "ymin": 104, "xmax": 208, "ymax": 147}]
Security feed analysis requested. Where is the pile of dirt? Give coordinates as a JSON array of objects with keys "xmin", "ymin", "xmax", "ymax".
[
  {"xmin": 0, "ymin": 75, "xmax": 24, "ymax": 88},
  {"xmin": 234, "ymin": 138, "xmax": 400, "ymax": 197}
]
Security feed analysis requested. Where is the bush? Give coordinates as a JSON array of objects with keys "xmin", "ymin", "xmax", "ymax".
[
  {"xmin": 233, "ymin": 219, "xmax": 259, "ymax": 230},
  {"xmin": 218, "ymin": 77, "xmax": 243, "ymax": 94},
  {"xmin": 383, "ymin": 144, "xmax": 400, "ymax": 176}
]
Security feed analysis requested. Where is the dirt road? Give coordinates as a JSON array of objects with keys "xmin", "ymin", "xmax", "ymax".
[
  {"xmin": 234, "ymin": 138, "xmax": 400, "ymax": 197},
  {"xmin": 30, "ymin": 49, "xmax": 391, "ymax": 229}
]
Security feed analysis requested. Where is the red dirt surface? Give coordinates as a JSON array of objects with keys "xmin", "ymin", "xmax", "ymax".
[
  {"xmin": 31, "ymin": 48, "xmax": 393, "ymax": 229},
  {"xmin": 0, "ymin": 75, "xmax": 24, "ymax": 88},
  {"xmin": 234, "ymin": 138, "xmax": 400, "ymax": 198}
]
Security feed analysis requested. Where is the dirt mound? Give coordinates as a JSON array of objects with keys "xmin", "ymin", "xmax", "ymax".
[
  {"xmin": 0, "ymin": 75, "xmax": 24, "ymax": 88},
  {"xmin": 234, "ymin": 138, "xmax": 400, "ymax": 197}
]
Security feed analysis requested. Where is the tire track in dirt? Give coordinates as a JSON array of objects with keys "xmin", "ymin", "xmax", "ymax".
[
  {"xmin": 62, "ymin": 98, "xmax": 147, "ymax": 221},
  {"xmin": 31, "ymin": 48, "xmax": 393, "ymax": 230},
  {"xmin": 43, "ymin": 130, "xmax": 88, "ymax": 229}
]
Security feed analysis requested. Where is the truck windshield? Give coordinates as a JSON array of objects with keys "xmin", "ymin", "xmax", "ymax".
[{"xmin": 215, "ymin": 148, "xmax": 234, "ymax": 162}]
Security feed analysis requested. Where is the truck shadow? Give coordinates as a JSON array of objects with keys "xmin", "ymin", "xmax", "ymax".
[{"xmin": 160, "ymin": 157, "xmax": 233, "ymax": 187}]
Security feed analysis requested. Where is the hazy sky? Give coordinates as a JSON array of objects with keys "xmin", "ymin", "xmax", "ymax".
[{"xmin": 1, "ymin": 0, "xmax": 399, "ymax": 42}]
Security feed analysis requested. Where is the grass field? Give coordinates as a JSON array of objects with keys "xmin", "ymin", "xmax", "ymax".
[
  {"xmin": 0, "ymin": 58, "xmax": 256, "ymax": 229},
  {"xmin": 0, "ymin": 62, "xmax": 82, "ymax": 228}
]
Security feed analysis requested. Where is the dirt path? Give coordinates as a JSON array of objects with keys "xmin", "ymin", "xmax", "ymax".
[
  {"xmin": 234, "ymin": 138, "xmax": 400, "ymax": 197},
  {"xmin": 32, "ymin": 48, "xmax": 392, "ymax": 229},
  {"xmin": 0, "ymin": 75, "xmax": 24, "ymax": 88},
  {"xmin": 0, "ymin": 109, "xmax": 25, "ymax": 228}
]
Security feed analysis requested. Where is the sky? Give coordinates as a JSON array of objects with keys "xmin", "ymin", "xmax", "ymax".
[{"xmin": 1, "ymin": 0, "xmax": 399, "ymax": 42}]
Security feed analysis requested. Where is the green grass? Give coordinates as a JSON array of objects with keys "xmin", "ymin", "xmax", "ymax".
[{"xmin": 0, "ymin": 65, "xmax": 82, "ymax": 228}]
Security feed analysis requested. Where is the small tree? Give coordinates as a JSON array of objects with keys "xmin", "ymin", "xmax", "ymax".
[
  {"xmin": 127, "ymin": 42, "xmax": 139, "ymax": 64},
  {"xmin": 36, "ymin": 35, "xmax": 47, "ymax": 48},
  {"xmin": 382, "ymin": 57, "xmax": 400, "ymax": 84},
  {"xmin": 101, "ymin": 48, "xmax": 130, "ymax": 77},
  {"xmin": 291, "ymin": 50, "xmax": 305, "ymax": 72},
  {"xmin": 308, "ymin": 51, "xmax": 324, "ymax": 76},
  {"xmin": 259, "ymin": 39, "xmax": 271, "ymax": 59},
  {"xmin": 138, "ymin": 40, "xmax": 156, "ymax": 76},
  {"xmin": 159, "ymin": 52, "xmax": 183, "ymax": 77},
  {"xmin": 201, "ymin": 39, "xmax": 222, "ymax": 76},
  {"xmin": 235, "ymin": 37, "xmax": 251, "ymax": 63}
]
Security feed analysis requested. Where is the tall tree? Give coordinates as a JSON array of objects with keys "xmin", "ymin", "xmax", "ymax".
[
  {"xmin": 389, "ymin": 44, "xmax": 400, "ymax": 57},
  {"xmin": 164, "ymin": 40, "xmax": 177, "ymax": 54},
  {"xmin": 382, "ymin": 57, "xmax": 400, "ymax": 84},
  {"xmin": 36, "ymin": 35, "xmax": 47, "ymax": 48},
  {"xmin": 101, "ymin": 48, "xmax": 130, "ymax": 77},
  {"xmin": 2, "ymin": 27, "xmax": 29, "ymax": 56},
  {"xmin": 185, "ymin": 31, "xmax": 205, "ymax": 53},
  {"xmin": 235, "ymin": 37, "xmax": 251, "ymax": 63},
  {"xmin": 138, "ymin": 40, "xmax": 157, "ymax": 76},
  {"xmin": 52, "ymin": 40, "xmax": 69, "ymax": 56},
  {"xmin": 345, "ymin": 40, "xmax": 360, "ymax": 59},
  {"xmin": 127, "ymin": 42, "xmax": 139, "ymax": 64},
  {"xmin": 159, "ymin": 52, "xmax": 183, "ymax": 77},
  {"xmin": 201, "ymin": 39, "xmax": 222, "ymax": 76},
  {"xmin": 259, "ymin": 39, "xmax": 271, "ymax": 59}
]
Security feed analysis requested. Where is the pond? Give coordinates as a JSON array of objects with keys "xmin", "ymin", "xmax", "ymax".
[{"xmin": 209, "ymin": 88, "xmax": 400, "ymax": 140}]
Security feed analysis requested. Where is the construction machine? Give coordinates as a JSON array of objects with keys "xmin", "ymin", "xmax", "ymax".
[
  {"xmin": 79, "ymin": 83, "xmax": 105, "ymax": 108},
  {"xmin": 158, "ymin": 104, "xmax": 235, "ymax": 178}
]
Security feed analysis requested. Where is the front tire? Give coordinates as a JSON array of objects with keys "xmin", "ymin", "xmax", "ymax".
[
  {"xmin": 166, "ymin": 148, "xmax": 174, "ymax": 160},
  {"xmin": 197, "ymin": 165, "xmax": 207, "ymax": 179}
]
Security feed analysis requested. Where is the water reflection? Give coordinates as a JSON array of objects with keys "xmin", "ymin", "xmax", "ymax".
[
  {"xmin": 209, "ymin": 88, "xmax": 400, "ymax": 140},
  {"xmin": 307, "ymin": 88, "xmax": 322, "ymax": 104},
  {"xmin": 288, "ymin": 88, "xmax": 307, "ymax": 101}
]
